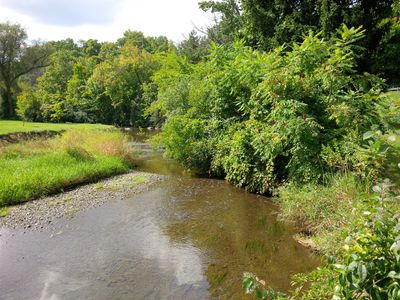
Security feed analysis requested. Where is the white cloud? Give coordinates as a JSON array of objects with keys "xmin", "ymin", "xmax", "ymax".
[
  {"xmin": 0, "ymin": 0, "xmax": 118, "ymax": 26},
  {"xmin": 0, "ymin": 0, "xmax": 214, "ymax": 43}
]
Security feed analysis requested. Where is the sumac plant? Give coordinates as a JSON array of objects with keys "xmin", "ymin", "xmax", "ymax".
[{"xmin": 150, "ymin": 25, "xmax": 388, "ymax": 193}]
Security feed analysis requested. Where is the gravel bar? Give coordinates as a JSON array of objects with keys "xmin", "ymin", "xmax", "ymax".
[{"xmin": 0, "ymin": 172, "xmax": 164, "ymax": 231}]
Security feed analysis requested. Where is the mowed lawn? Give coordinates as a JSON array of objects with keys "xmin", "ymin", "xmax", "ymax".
[{"xmin": 0, "ymin": 120, "xmax": 113, "ymax": 135}]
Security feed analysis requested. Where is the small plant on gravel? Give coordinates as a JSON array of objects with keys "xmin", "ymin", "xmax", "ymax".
[
  {"xmin": 0, "ymin": 207, "xmax": 10, "ymax": 217},
  {"xmin": 131, "ymin": 175, "xmax": 147, "ymax": 185},
  {"xmin": 95, "ymin": 183, "xmax": 104, "ymax": 190}
]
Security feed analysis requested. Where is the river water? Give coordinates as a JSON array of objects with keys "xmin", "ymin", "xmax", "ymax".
[{"xmin": 0, "ymin": 131, "xmax": 319, "ymax": 299}]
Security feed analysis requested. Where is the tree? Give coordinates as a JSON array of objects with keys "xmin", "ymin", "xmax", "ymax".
[
  {"xmin": 117, "ymin": 30, "xmax": 173, "ymax": 53},
  {"xmin": 88, "ymin": 43, "xmax": 159, "ymax": 126},
  {"xmin": 199, "ymin": 0, "xmax": 243, "ymax": 44},
  {"xmin": 80, "ymin": 39, "xmax": 101, "ymax": 57},
  {"xmin": 200, "ymin": 0, "xmax": 400, "ymax": 84},
  {"xmin": 65, "ymin": 56, "xmax": 99, "ymax": 122},
  {"xmin": 178, "ymin": 31, "xmax": 210, "ymax": 63},
  {"xmin": 0, "ymin": 22, "xmax": 51, "ymax": 118},
  {"xmin": 16, "ymin": 82, "xmax": 42, "ymax": 122},
  {"xmin": 36, "ymin": 48, "xmax": 77, "ymax": 121}
]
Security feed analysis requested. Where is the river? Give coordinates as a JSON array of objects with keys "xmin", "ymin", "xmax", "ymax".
[{"xmin": 0, "ymin": 131, "xmax": 319, "ymax": 299}]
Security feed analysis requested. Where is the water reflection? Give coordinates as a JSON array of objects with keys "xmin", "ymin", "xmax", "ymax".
[
  {"xmin": 127, "ymin": 130, "xmax": 320, "ymax": 298},
  {"xmin": 0, "ymin": 131, "xmax": 320, "ymax": 299},
  {"xmin": 0, "ymin": 191, "xmax": 210, "ymax": 299},
  {"xmin": 158, "ymin": 177, "xmax": 319, "ymax": 298}
]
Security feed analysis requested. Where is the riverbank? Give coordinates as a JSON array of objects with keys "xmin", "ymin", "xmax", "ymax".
[
  {"xmin": 0, "ymin": 172, "xmax": 164, "ymax": 231},
  {"xmin": 277, "ymin": 174, "xmax": 360, "ymax": 255},
  {"xmin": 0, "ymin": 120, "xmax": 112, "ymax": 135},
  {"xmin": 0, "ymin": 130, "xmax": 62, "ymax": 147},
  {"xmin": 0, "ymin": 128, "xmax": 135, "ymax": 209}
]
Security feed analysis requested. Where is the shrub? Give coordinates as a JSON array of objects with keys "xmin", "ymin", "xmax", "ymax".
[
  {"xmin": 332, "ymin": 183, "xmax": 400, "ymax": 299},
  {"xmin": 150, "ymin": 26, "xmax": 388, "ymax": 194},
  {"xmin": 150, "ymin": 115, "xmax": 211, "ymax": 173}
]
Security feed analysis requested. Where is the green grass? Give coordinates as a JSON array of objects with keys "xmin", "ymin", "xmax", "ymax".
[
  {"xmin": 0, "ymin": 120, "xmax": 112, "ymax": 135},
  {"xmin": 277, "ymin": 174, "xmax": 361, "ymax": 254},
  {"xmin": 0, "ymin": 129, "xmax": 133, "ymax": 206},
  {"xmin": 386, "ymin": 90, "xmax": 400, "ymax": 101},
  {"xmin": 131, "ymin": 174, "xmax": 147, "ymax": 184}
]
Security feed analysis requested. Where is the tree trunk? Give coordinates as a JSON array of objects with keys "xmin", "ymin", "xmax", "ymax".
[{"xmin": 5, "ymin": 84, "xmax": 14, "ymax": 118}]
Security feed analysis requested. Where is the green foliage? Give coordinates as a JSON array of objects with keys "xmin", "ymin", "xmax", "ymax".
[
  {"xmin": 332, "ymin": 183, "xmax": 400, "ymax": 299},
  {"xmin": 1, "ymin": 29, "xmax": 175, "ymax": 126},
  {"xmin": 0, "ymin": 22, "xmax": 51, "ymax": 118},
  {"xmin": 243, "ymin": 181, "xmax": 400, "ymax": 300},
  {"xmin": 151, "ymin": 115, "xmax": 210, "ymax": 173},
  {"xmin": 199, "ymin": 0, "xmax": 243, "ymax": 44},
  {"xmin": 64, "ymin": 56, "xmax": 99, "ymax": 123},
  {"xmin": 152, "ymin": 27, "xmax": 387, "ymax": 193},
  {"xmin": 177, "ymin": 31, "xmax": 210, "ymax": 63},
  {"xmin": 202, "ymin": 0, "xmax": 400, "ymax": 84},
  {"xmin": 117, "ymin": 30, "xmax": 172, "ymax": 53},
  {"xmin": 36, "ymin": 48, "xmax": 77, "ymax": 121},
  {"xmin": 211, "ymin": 121, "xmax": 276, "ymax": 193},
  {"xmin": 88, "ymin": 43, "xmax": 159, "ymax": 126},
  {"xmin": 16, "ymin": 83, "xmax": 42, "ymax": 122},
  {"xmin": 243, "ymin": 272, "xmax": 287, "ymax": 299},
  {"xmin": 289, "ymin": 265, "xmax": 337, "ymax": 299}
]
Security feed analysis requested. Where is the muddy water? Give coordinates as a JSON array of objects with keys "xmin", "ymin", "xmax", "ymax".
[{"xmin": 0, "ymin": 131, "xmax": 319, "ymax": 299}]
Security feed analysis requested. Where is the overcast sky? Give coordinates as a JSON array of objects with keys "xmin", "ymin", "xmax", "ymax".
[{"xmin": 0, "ymin": 0, "xmax": 215, "ymax": 43}]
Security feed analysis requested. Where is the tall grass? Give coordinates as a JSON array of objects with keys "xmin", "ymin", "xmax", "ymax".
[
  {"xmin": 277, "ymin": 174, "xmax": 362, "ymax": 254},
  {"xmin": 0, "ymin": 129, "xmax": 133, "ymax": 206}
]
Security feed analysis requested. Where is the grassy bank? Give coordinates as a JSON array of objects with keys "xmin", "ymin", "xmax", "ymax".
[
  {"xmin": 0, "ymin": 129, "xmax": 133, "ymax": 207},
  {"xmin": 0, "ymin": 120, "xmax": 112, "ymax": 135},
  {"xmin": 243, "ymin": 120, "xmax": 400, "ymax": 298},
  {"xmin": 278, "ymin": 174, "xmax": 361, "ymax": 255},
  {"xmin": 244, "ymin": 174, "xmax": 400, "ymax": 299}
]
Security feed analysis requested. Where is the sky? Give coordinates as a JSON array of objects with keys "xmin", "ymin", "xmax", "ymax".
[{"xmin": 0, "ymin": 0, "xmax": 215, "ymax": 43}]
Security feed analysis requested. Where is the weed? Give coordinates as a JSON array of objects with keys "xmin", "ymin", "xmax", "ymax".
[
  {"xmin": 277, "ymin": 174, "xmax": 360, "ymax": 237},
  {"xmin": 131, "ymin": 174, "xmax": 147, "ymax": 185},
  {"xmin": 95, "ymin": 183, "xmax": 104, "ymax": 190},
  {"xmin": 0, "ymin": 207, "xmax": 10, "ymax": 217}
]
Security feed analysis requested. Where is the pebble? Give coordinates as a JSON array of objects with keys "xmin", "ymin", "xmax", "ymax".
[{"xmin": 0, "ymin": 172, "xmax": 165, "ymax": 231}]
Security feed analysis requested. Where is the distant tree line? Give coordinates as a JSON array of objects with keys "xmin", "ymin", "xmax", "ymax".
[{"xmin": 0, "ymin": 23, "xmax": 208, "ymax": 125}]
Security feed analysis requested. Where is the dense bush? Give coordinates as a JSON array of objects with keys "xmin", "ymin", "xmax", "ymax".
[{"xmin": 150, "ymin": 26, "xmax": 388, "ymax": 193}]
